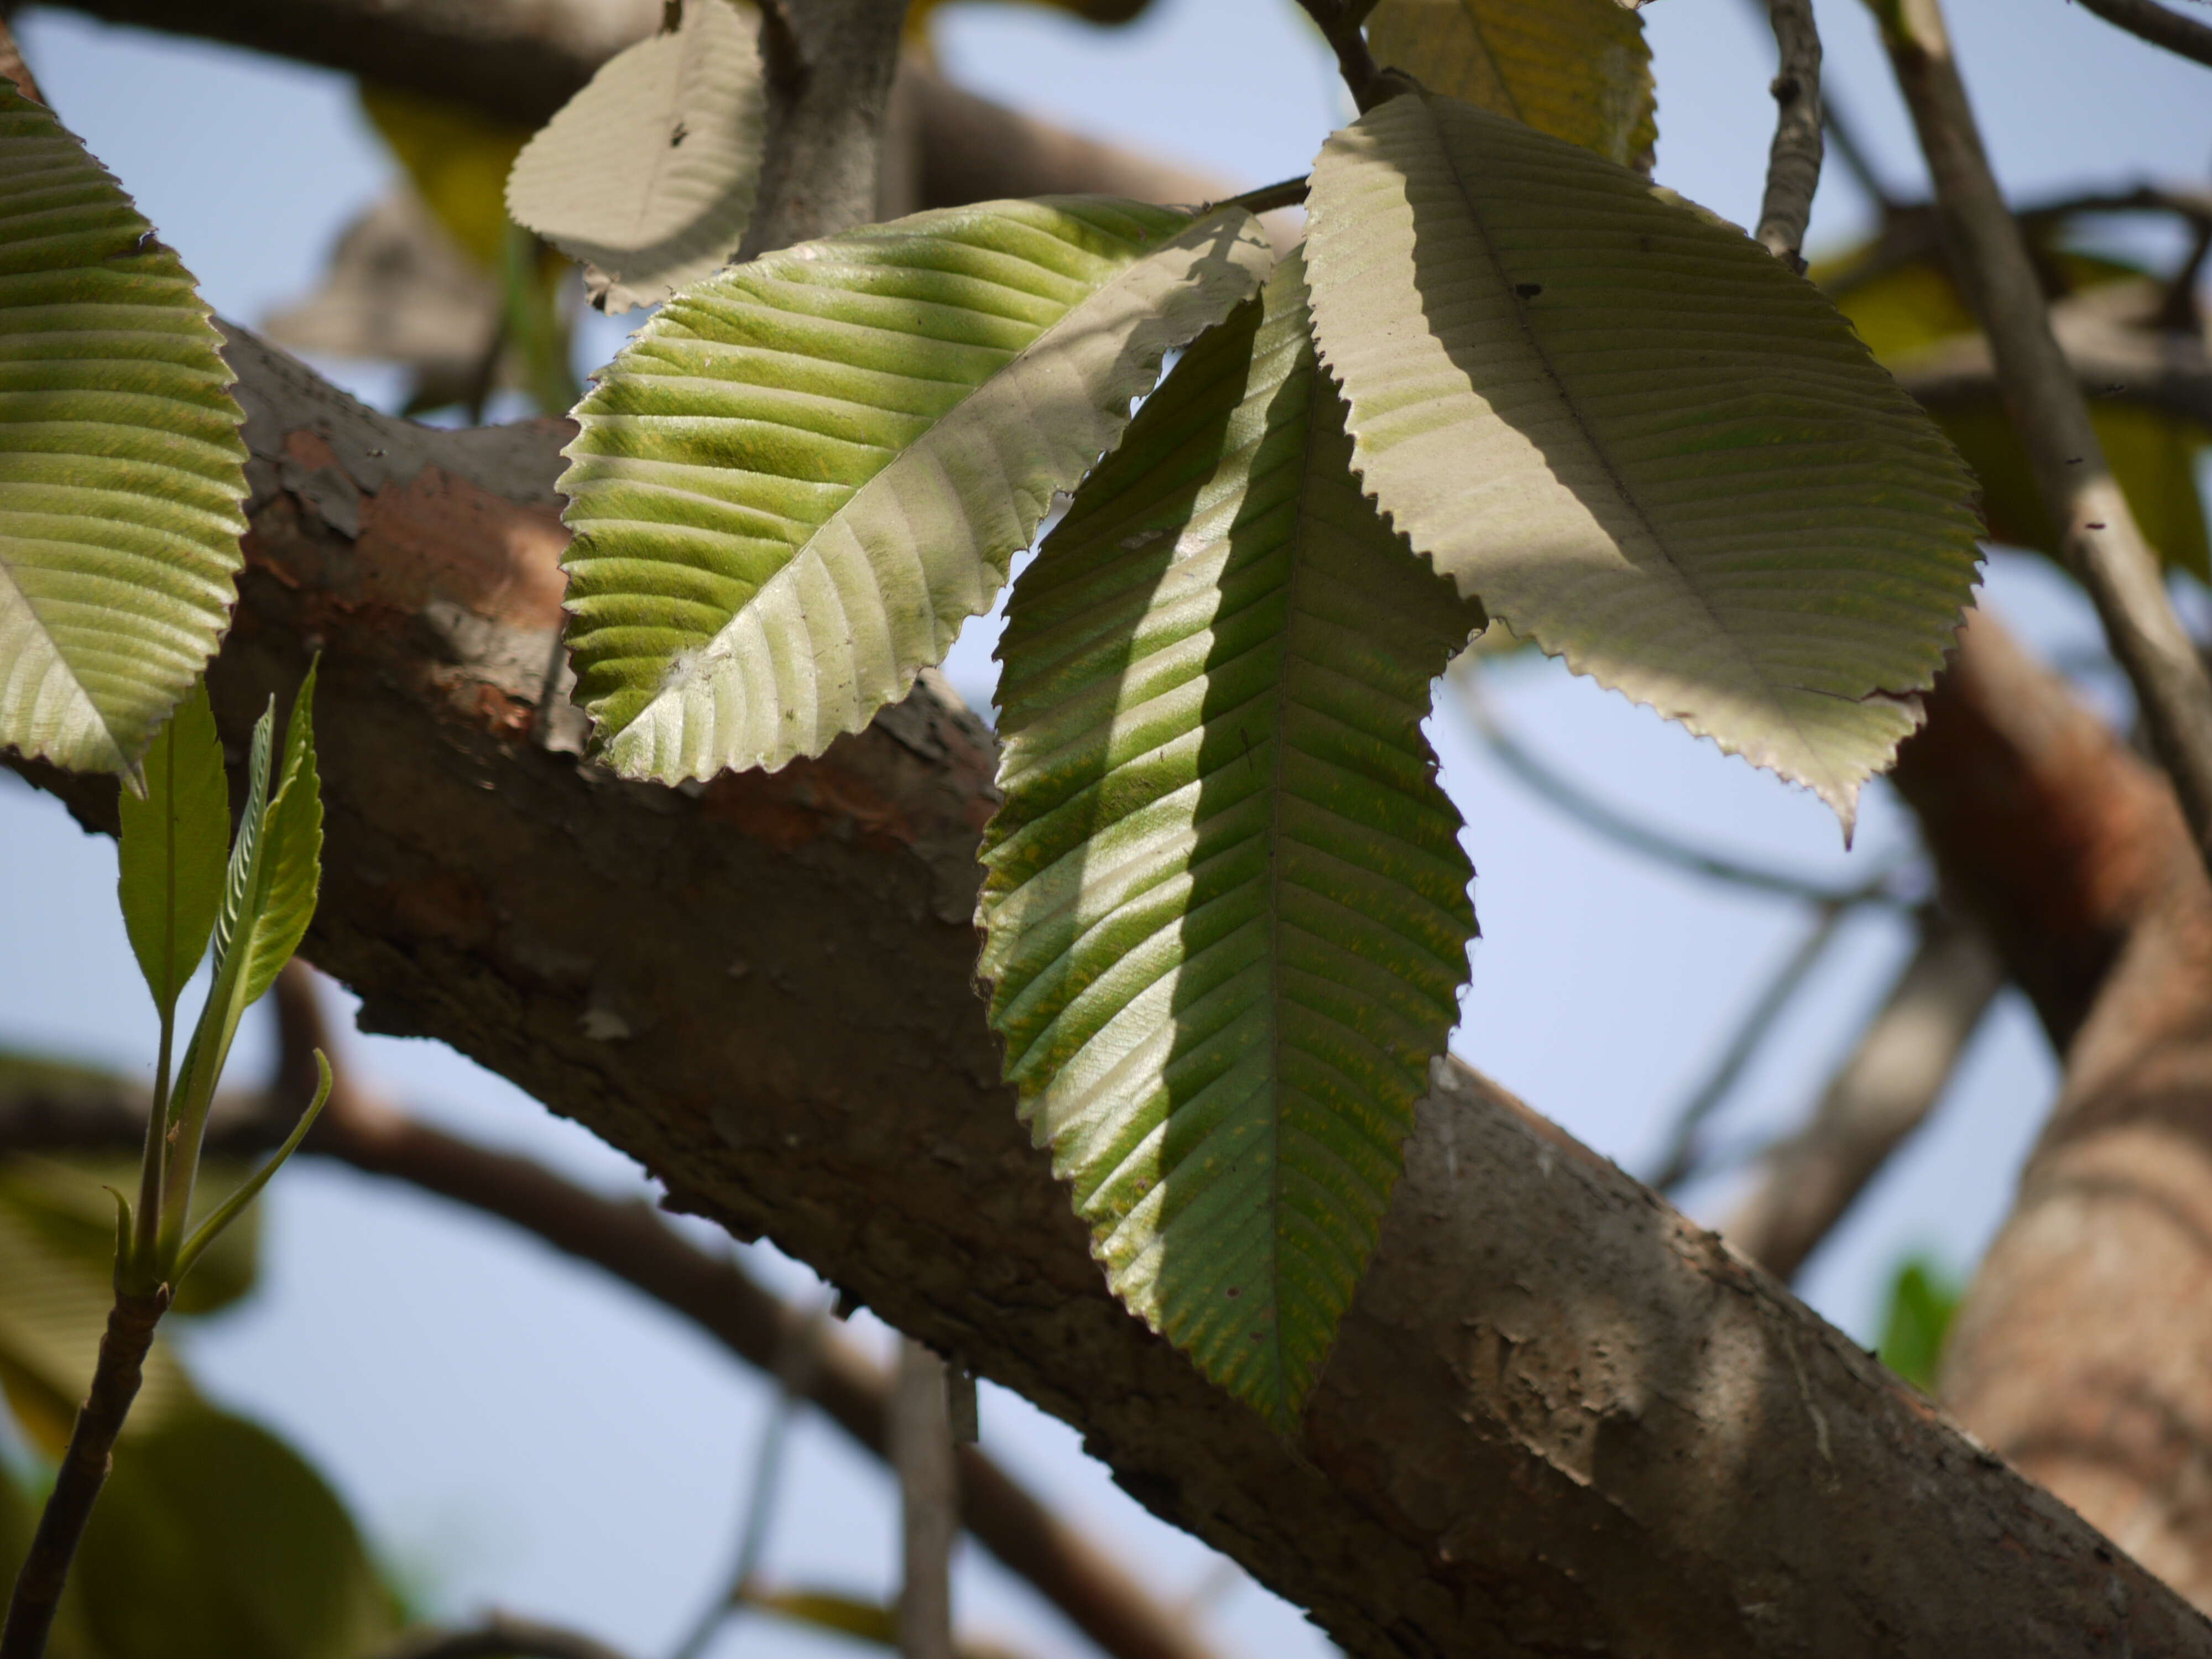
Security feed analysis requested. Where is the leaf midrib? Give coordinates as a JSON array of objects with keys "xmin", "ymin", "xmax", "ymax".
[
  {"xmin": 1415, "ymin": 97, "xmax": 1839, "ymax": 782},
  {"xmin": 626, "ymin": 222, "xmax": 1188, "ymax": 735}
]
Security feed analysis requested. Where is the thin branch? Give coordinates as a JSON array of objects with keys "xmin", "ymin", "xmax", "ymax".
[
  {"xmin": 1723, "ymin": 908, "xmax": 2004, "ymax": 1280},
  {"xmin": 894, "ymin": 1342, "xmax": 958, "ymax": 1659},
  {"xmin": 372, "ymin": 1613, "xmax": 634, "ymax": 1659},
  {"xmin": 667, "ymin": 1297, "xmax": 830, "ymax": 1659},
  {"xmin": 1209, "ymin": 177, "xmax": 1307, "ymax": 217},
  {"xmin": 0, "ymin": 1288, "xmax": 169, "ymax": 1659},
  {"xmin": 2069, "ymin": 0, "xmax": 2212, "ymax": 67},
  {"xmin": 1647, "ymin": 903, "xmax": 1856, "ymax": 1193},
  {"xmin": 0, "ymin": 985, "xmax": 1225, "ymax": 1659},
  {"xmin": 315, "ymin": 971, "xmax": 1235, "ymax": 1659},
  {"xmin": 1875, "ymin": 0, "xmax": 2212, "ymax": 884},
  {"xmin": 1290, "ymin": 0, "xmax": 1399, "ymax": 111},
  {"xmin": 1452, "ymin": 665, "xmax": 1912, "ymax": 907},
  {"xmin": 1755, "ymin": 0, "xmax": 1827, "ymax": 269}
]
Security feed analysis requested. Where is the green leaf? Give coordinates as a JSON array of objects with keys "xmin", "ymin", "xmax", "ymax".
[
  {"xmin": 0, "ymin": 1167, "xmax": 197, "ymax": 1457},
  {"xmin": 979, "ymin": 254, "xmax": 1482, "ymax": 1426},
  {"xmin": 505, "ymin": 0, "xmax": 766, "ymax": 314},
  {"xmin": 115, "ymin": 681, "xmax": 229, "ymax": 1018},
  {"xmin": 1819, "ymin": 246, "xmax": 2210, "ymax": 581},
  {"xmin": 0, "ymin": 1145, "xmax": 262, "ymax": 1319},
  {"xmin": 228, "ymin": 664, "xmax": 322, "ymax": 1011},
  {"xmin": 0, "ymin": 82, "xmax": 249, "ymax": 776},
  {"xmin": 1877, "ymin": 1255, "xmax": 1960, "ymax": 1392},
  {"xmin": 207, "ymin": 697, "xmax": 275, "ymax": 992},
  {"xmin": 71, "ymin": 1406, "xmax": 401, "ymax": 1659},
  {"xmin": 163, "ymin": 669, "xmax": 320, "ymax": 1259},
  {"xmin": 1305, "ymin": 93, "xmax": 1984, "ymax": 832},
  {"xmin": 560, "ymin": 198, "xmax": 1274, "ymax": 783},
  {"xmin": 1366, "ymin": 0, "xmax": 1657, "ymax": 170}
]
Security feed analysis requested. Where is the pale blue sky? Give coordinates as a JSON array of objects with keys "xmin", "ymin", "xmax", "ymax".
[{"xmin": 2, "ymin": 1, "xmax": 2208, "ymax": 1653}]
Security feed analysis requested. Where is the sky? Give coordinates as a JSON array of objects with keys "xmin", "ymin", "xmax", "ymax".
[{"xmin": 2, "ymin": 0, "xmax": 2209, "ymax": 1654}]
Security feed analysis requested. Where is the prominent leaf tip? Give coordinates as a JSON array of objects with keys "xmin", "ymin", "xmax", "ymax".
[
  {"xmin": 560, "ymin": 197, "xmax": 1272, "ymax": 785},
  {"xmin": 1304, "ymin": 90, "xmax": 1983, "ymax": 831}
]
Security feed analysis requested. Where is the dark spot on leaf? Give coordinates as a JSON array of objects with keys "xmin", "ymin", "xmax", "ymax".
[
  {"xmin": 1515, "ymin": 283, "xmax": 1543, "ymax": 300},
  {"xmin": 1225, "ymin": 1286, "xmax": 1240, "ymax": 1299}
]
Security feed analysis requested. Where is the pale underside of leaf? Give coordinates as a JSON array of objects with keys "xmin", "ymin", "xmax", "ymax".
[
  {"xmin": 505, "ymin": 0, "xmax": 766, "ymax": 314},
  {"xmin": 561, "ymin": 197, "xmax": 1274, "ymax": 784},
  {"xmin": 0, "ymin": 82, "xmax": 249, "ymax": 775},
  {"xmin": 978, "ymin": 255, "xmax": 1481, "ymax": 1427},
  {"xmin": 1305, "ymin": 93, "xmax": 1984, "ymax": 831},
  {"xmin": 1366, "ymin": 0, "xmax": 1657, "ymax": 171}
]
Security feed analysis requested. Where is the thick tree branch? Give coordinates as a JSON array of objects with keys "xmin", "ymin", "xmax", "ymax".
[
  {"xmin": 1755, "ymin": 0, "xmax": 1826, "ymax": 269},
  {"xmin": 1892, "ymin": 611, "xmax": 2183, "ymax": 1050},
  {"xmin": 0, "ymin": 993, "xmax": 1228, "ymax": 1659},
  {"xmin": 740, "ymin": 0, "xmax": 908, "ymax": 257},
  {"xmin": 1875, "ymin": 0, "xmax": 2212, "ymax": 881},
  {"xmin": 8, "ymin": 323, "xmax": 2203, "ymax": 1656},
  {"xmin": 1723, "ymin": 909, "xmax": 2005, "ymax": 1280},
  {"xmin": 1892, "ymin": 611, "xmax": 2212, "ymax": 1603},
  {"xmin": 2070, "ymin": 0, "xmax": 2212, "ymax": 68}
]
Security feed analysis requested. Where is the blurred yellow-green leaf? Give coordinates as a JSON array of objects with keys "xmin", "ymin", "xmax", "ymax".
[
  {"xmin": 1823, "ymin": 239, "xmax": 2210, "ymax": 579},
  {"xmin": 740, "ymin": 1585, "xmax": 1031, "ymax": 1659},
  {"xmin": 0, "ymin": 1161, "xmax": 200, "ymax": 1457},
  {"xmin": 358, "ymin": 84, "xmax": 530, "ymax": 269},
  {"xmin": 14, "ymin": 1407, "xmax": 404, "ymax": 1659},
  {"xmin": 1877, "ymin": 1257, "xmax": 1961, "ymax": 1392},
  {"xmin": 1365, "ymin": 0, "xmax": 1656, "ymax": 170}
]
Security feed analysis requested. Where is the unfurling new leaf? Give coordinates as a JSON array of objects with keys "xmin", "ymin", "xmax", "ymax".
[
  {"xmin": 559, "ymin": 198, "xmax": 1273, "ymax": 783},
  {"xmin": 160, "ymin": 666, "xmax": 323, "ymax": 1265},
  {"xmin": 116, "ymin": 682, "xmax": 230, "ymax": 1019},
  {"xmin": 0, "ymin": 81, "xmax": 248, "ymax": 776},
  {"xmin": 505, "ymin": 0, "xmax": 767, "ymax": 314},
  {"xmin": 1305, "ymin": 92, "xmax": 1984, "ymax": 832},
  {"xmin": 980, "ymin": 255, "xmax": 1483, "ymax": 1426}
]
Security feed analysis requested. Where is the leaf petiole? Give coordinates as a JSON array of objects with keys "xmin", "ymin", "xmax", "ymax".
[{"xmin": 170, "ymin": 1050, "xmax": 333, "ymax": 1287}]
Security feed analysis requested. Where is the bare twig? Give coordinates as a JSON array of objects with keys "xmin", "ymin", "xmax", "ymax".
[
  {"xmin": 373, "ymin": 1613, "xmax": 634, "ymax": 1659},
  {"xmin": 1755, "ymin": 0, "xmax": 1827, "ymax": 269},
  {"xmin": 1290, "ymin": 0, "xmax": 1399, "ymax": 111},
  {"xmin": 1874, "ymin": 0, "xmax": 2212, "ymax": 883},
  {"xmin": 667, "ymin": 1297, "xmax": 831, "ymax": 1659},
  {"xmin": 1723, "ymin": 910, "xmax": 2005, "ymax": 1279},
  {"xmin": 1648, "ymin": 904, "xmax": 1857, "ymax": 1193},
  {"xmin": 1452, "ymin": 666, "xmax": 1911, "ymax": 907},
  {"xmin": 0, "ymin": 1290, "xmax": 168, "ymax": 1659},
  {"xmin": 2069, "ymin": 0, "xmax": 2212, "ymax": 67},
  {"xmin": 895, "ymin": 1342, "xmax": 958, "ymax": 1659},
  {"xmin": 1211, "ymin": 177, "xmax": 1308, "ymax": 217}
]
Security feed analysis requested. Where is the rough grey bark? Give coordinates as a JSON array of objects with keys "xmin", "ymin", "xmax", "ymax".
[{"xmin": 13, "ymin": 324, "xmax": 2208, "ymax": 1657}]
